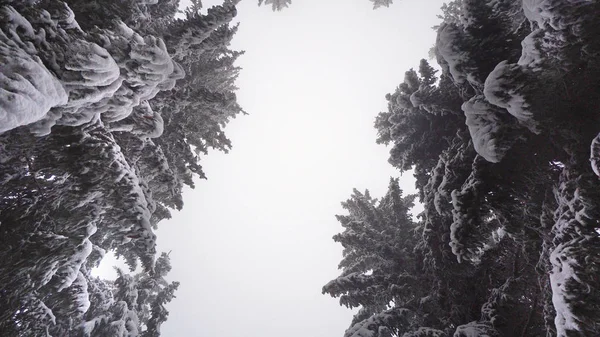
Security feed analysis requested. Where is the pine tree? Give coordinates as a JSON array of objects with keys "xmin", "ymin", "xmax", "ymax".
[
  {"xmin": 324, "ymin": 179, "xmax": 433, "ymax": 336},
  {"xmin": 344, "ymin": 1, "xmax": 600, "ymax": 336},
  {"xmin": 0, "ymin": 0, "xmax": 243, "ymax": 333},
  {"xmin": 374, "ymin": 60, "xmax": 465, "ymax": 194},
  {"xmin": 370, "ymin": 0, "xmax": 393, "ymax": 10},
  {"xmin": 258, "ymin": 0, "xmax": 292, "ymax": 11},
  {"xmin": 76, "ymin": 254, "xmax": 178, "ymax": 337}
]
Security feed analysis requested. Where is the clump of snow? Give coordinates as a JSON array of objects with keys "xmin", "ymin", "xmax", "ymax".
[
  {"xmin": 344, "ymin": 308, "xmax": 410, "ymax": 337},
  {"xmin": 80, "ymin": 318, "xmax": 100, "ymax": 336},
  {"xmin": 589, "ymin": 132, "xmax": 600, "ymax": 178},
  {"xmin": 53, "ymin": 2, "xmax": 81, "ymax": 31},
  {"xmin": 57, "ymin": 238, "xmax": 93, "ymax": 292},
  {"xmin": 62, "ymin": 41, "xmax": 120, "ymax": 88},
  {"xmin": 522, "ymin": 0, "xmax": 591, "ymax": 31},
  {"xmin": 72, "ymin": 271, "xmax": 91, "ymax": 314},
  {"xmin": 125, "ymin": 308, "xmax": 141, "ymax": 336},
  {"xmin": 109, "ymin": 101, "xmax": 164, "ymax": 139},
  {"xmin": 437, "ymin": 24, "xmax": 469, "ymax": 85},
  {"xmin": 518, "ymin": 29, "xmax": 545, "ymax": 69},
  {"xmin": 522, "ymin": 0, "xmax": 551, "ymax": 28},
  {"xmin": 0, "ymin": 30, "xmax": 68, "ymax": 134},
  {"xmin": 49, "ymin": 38, "xmax": 122, "ymax": 130},
  {"xmin": 462, "ymin": 96, "xmax": 514, "ymax": 163},
  {"xmin": 1, "ymin": 3, "xmax": 184, "ymax": 136},
  {"xmin": 97, "ymin": 28, "xmax": 184, "ymax": 124},
  {"xmin": 322, "ymin": 272, "xmax": 371, "ymax": 298},
  {"xmin": 53, "ymin": 22, "xmax": 178, "ymax": 128},
  {"xmin": 409, "ymin": 90, "xmax": 424, "ymax": 108},
  {"xmin": 549, "ymin": 169, "xmax": 600, "ymax": 336},
  {"xmin": 453, "ymin": 321, "xmax": 498, "ymax": 337},
  {"xmin": 549, "ymin": 240, "xmax": 583, "ymax": 335},
  {"xmin": 1, "ymin": 5, "xmax": 38, "ymax": 54},
  {"xmin": 402, "ymin": 327, "xmax": 445, "ymax": 337},
  {"xmin": 483, "ymin": 61, "xmax": 538, "ymax": 133}
]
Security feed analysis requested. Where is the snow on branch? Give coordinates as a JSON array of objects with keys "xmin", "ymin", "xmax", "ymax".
[
  {"xmin": 549, "ymin": 168, "xmax": 600, "ymax": 336},
  {"xmin": 436, "ymin": 24, "xmax": 470, "ymax": 86},
  {"xmin": 522, "ymin": 0, "xmax": 592, "ymax": 31},
  {"xmin": 453, "ymin": 321, "xmax": 499, "ymax": 337},
  {"xmin": 402, "ymin": 327, "xmax": 446, "ymax": 337},
  {"xmin": 344, "ymin": 308, "xmax": 411, "ymax": 337},
  {"xmin": 0, "ymin": 3, "xmax": 184, "ymax": 136},
  {"xmin": 461, "ymin": 96, "xmax": 518, "ymax": 163},
  {"xmin": 590, "ymin": 132, "xmax": 600, "ymax": 178},
  {"xmin": 0, "ymin": 7, "xmax": 68, "ymax": 134},
  {"xmin": 483, "ymin": 61, "xmax": 538, "ymax": 133}
]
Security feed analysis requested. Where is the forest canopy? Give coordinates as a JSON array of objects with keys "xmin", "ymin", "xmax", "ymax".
[
  {"xmin": 324, "ymin": 0, "xmax": 600, "ymax": 336},
  {"xmin": 0, "ymin": 0, "xmax": 242, "ymax": 335},
  {"xmin": 2, "ymin": 0, "xmax": 600, "ymax": 336}
]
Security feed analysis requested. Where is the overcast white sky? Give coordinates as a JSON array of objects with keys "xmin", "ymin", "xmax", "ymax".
[{"xmin": 97, "ymin": 0, "xmax": 444, "ymax": 336}]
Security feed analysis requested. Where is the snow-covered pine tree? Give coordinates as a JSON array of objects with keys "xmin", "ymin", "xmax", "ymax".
[
  {"xmin": 258, "ymin": 0, "xmax": 292, "ymax": 11},
  {"xmin": 324, "ymin": 179, "xmax": 435, "ymax": 336},
  {"xmin": 370, "ymin": 0, "xmax": 393, "ymax": 10},
  {"xmin": 148, "ymin": 20, "xmax": 244, "ymax": 191},
  {"xmin": 0, "ymin": 120, "xmax": 160, "ymax": 332},
  {"xmin": 0, "ymin": 0, "xmax": 243, "ymax": 333},
  {"xmin": 77, "ymin": 253, "xmax": 178, "ymax": 337},
  {"xmin": 359, "ymin": 1, "xmax": 600, "ymax": 336},
  {"xmin": 374, "ymin": 61, "xmax": 465, "ymax": 195}
]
